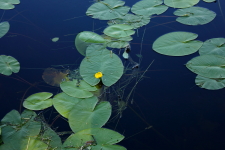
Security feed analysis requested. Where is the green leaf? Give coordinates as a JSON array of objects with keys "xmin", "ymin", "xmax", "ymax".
[
  {"xmin": 152, "ymin": 31, "xmax": 203, "ymax": 56},
  {"xmin": 78, "ymin": 31, "xmax": 105, "ymax": 43},
  {"xmin": 68, "ymin": 97, "xmax": 111, "ymax": 132},
  {"xmin": 199, "ymin": 38, "xmax": 225, "ymax": 56},
  {"xmin": 186, "ymin": 55, "xmax": 225, "ymax": 78},
  {"xmin": 23, "ymin": 92, "xmax": 53, "ymax": 110},
  {"xmin": 86, "ymin": 0, "xmax": 130, "ymax": 20},
  {"xmin": 174, "ymin": 7, "xmax": 216, "ymax": 25},
  {"xmin": 63, "ymin": 128, "xmax": 126, "ymax": 150},
  {"xmin": 1, "ymin": 110, "xmax": 41, "ymax": 149},
  {"xmin": 60, "ymin": 79, "xmax": 97, "ymax": 98},
  {"xmin": 131, "ymin": 0, "xmax": 168, "ymax": 16},
  {"xmin": 103, "ymin": 24, "xmax": 135, "ymax": 38},
  {"xmin": 0, "ymin": 21, "xmax": 9, "ymax": 38},
  {"xmin": 52, "ymin": 37, "xmax": 59, "ymax": 42},
  {"xmin": 195, "ymin": 75, "xmax": 225, "ymax": 90},
  {"xmin": 80, "ymin": 46, "xmax": 124, "ymax": 86},
  {"xmin": 0, "ymin": 55, "xmax": 20, "ymax": 76},
  {"xmin": 0, "ymin": 0, "xmax": 14, "ymax": 10},
  {"xmin": 52, "ymin": 92, "xmax": 82, "ymax": 118},
  {"xmin": 108, "ymin": 14, "xmax": 150, "ymax": 29},
  {"xmin": 203, "ymin": 0, "xmax": 216, "ymax": 2},
  {"xmin": 164, "ymin": 0, "xmax": 200, "ymax": 8}
]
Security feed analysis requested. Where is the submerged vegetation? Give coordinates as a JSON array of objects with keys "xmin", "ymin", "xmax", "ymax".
[{"xmin": 0, "ymin": 0, "xmax": 225, "ymax": 149}]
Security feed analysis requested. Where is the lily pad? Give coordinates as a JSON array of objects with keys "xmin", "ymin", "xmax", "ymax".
[
  {"xmin": 103, "ymin": 24, "xmax": 135, "ymax": 38},
  {"xmin": 0, "ymin": 55, "xmax": 20, "ymax": 76},
  {"xmin": 164, "ymin": 0, "xmax": 200, "ymax": 8},
  {"xmin": 23, "ymin": 92, "xmax": 53, "ymax": 110},
  {"xmin": 0, "ymin": 21, "xmax": 9, "ymax": 38},
  {"xmin": 152, "ymin": 31, "xmax": 203, "ymax": 56},
  {"xmin": 186, "ymin": 55, "xmax": 225, "ymax": 78},
  {"xmin": 131, "ymin": 0, "xmax": 168, "ymax": 16},
  {"xmin": 68, "ymin": 96, "xmax": 111, "ymax": 132},
  {"xmin": 80, "ymin": 46, "xmax": 124, "ymax": 86},
  {"xmin": 174, "ymin": 7, "xmax": 216, "ymax": 25},
  {"xmin": 86, "ymin": 0, "xmax": 130, "ymax": 20},
  {"xmin": 52, "ymin": 37, "xmax": 59, "ymax": 42},
  {"xmin": 195, "ymin": 75, "xmax": 225, "ymax": 90},
  {"xmin": 203, "ymin": 0, "xmax": 216, "ymax": 2},
  {"xmin": 108, "ymin": 14, "xmax": 150, "ymax": 29},
  {"xmin": 63, "ymin": 128, "xmax": 126, "ymax": 150},
  {"xmin": 52, "ymin": 92, "xmax": 82, "ymax": 118},
  {"xmin": 199, "ymin": 38, "xmax": 225, "ymax": 56},
  {"xmin": 60, "ymin": 79, "xmax": 97, "ymax": 98},
  {"xmin": 1, "ymin": 110, "xmax": 41, "ymax": 149}
]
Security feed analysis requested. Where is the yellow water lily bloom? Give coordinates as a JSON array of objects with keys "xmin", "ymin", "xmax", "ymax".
[{"xmin": 95, "ymin": 72, "xmax": 103, "ymax": 78}]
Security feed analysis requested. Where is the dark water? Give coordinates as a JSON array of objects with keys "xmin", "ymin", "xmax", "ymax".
[{"xmin": 0, "ymin": 0, "xmax": 225, "ymax": 150}]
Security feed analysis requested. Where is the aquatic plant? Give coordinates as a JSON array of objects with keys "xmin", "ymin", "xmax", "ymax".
[{"xmin": 0, "ymin": 0, "xmax": 224, "ymax": 149}]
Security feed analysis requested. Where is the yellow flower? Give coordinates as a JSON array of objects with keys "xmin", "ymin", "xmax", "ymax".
[{"xmin": 95, "ymin": 72, "xmax": 103, "ymax": 78}]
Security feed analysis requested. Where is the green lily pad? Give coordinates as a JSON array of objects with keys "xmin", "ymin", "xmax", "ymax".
[
  {"xmin": 52, "ymin": 37, "xmax": 59, "ymax": 42},
  {"xmin": 152, "ymin": 31, "xmax": 203, "ymax": 56},
  {"xmin": 108, "ymin": 14, "xmax": 150, "ymax": 29},
  {"xmin": 0, "ymin": 0, "xmax": 20, "ymax": 10},
  {"xmin": 199, "ymin": 38, "xmax": 225, "ymax": 56},
  {"xmin": 40, "ymin": 126, "xmax": 62, "ymax": 150},
  {"xmin": 104, "ymin": 24, "xmax": 135, "ymax": 38},
  {"xmin": 186, "ymin": 55, "xmax": 225, "ymax": 78},
  {"xmin": 131, "ymin": 0, "xmax": 168, "ymax": 16},
  {"xmin": 68, "ymin": 96, "xmax": 111, "ymax": 132},
  {"xmin": 86, "ymin": 0, "xmax": 130, "ymax": 20},
  {"xmin": 0, "ymin": 21, "xmax": 9, "ymax": 38},
  {"xmin": 203, "ymin": 0, "xmax": 216, "ymax": 2},
  {"xmin": 60, "ymin": 79, "xmax": 97, "ymax": 98},
  {"xmin": 174, "ymin": 7, "xmax": 216, "ymax": 25},
  {"xmin": 195, "ymin": 75, "xmax": 225, "ymax": 90},
  {"xmin": 80, "ymin": 46, "xmax": 124, "ymax": 86},
  {"xmin": 75, "ymin": 32, "xmax": 106, "ymax": 56},
  {"xmin": 52, "ymin": 92, "xmax": 82, "ymax": 118},
  {"xmin": 23, "ymin": 92, "xmax": 53, "ymax": 110},
  {"xmin": 1, "ymin": 110, "xmax": 41, "ymax": 149},
  {"xmin": 0, "ymin": 0, "xmax": 14, "ymax": 10},
  {"xmin": 0, "ymin": 55, "xmax": 20, "ymax": 76},
  {"xmin": 78, "ymin": 31, "xmax": 105, "ymax": 43},
  {"xmin": 63, "ymin": 128, "xmax": 126, "ymax": 150},
  {"xmin": 164, "ymin": 0, "xmax": 200, "ymax": 8}
]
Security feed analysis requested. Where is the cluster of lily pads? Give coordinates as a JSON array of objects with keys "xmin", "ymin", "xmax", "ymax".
[{"xmin": 0, "ymin": 0, "xmax": 223, "ymax": 149}]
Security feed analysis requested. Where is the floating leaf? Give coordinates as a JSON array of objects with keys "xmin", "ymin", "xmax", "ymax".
[
  {"xmin": 174, "ymin": 7, "xmax": 216, "ymax": 25},
  {"xmin": 1, "ymin": 110, "xmax": 41, "ymax": 150},
  {"xmin": 104, "ymin": 24, "xmax": 135, "ymax": 38},
  {"xmin": 52, "ymin": 92, "xmax": 82, "ymax": 118},
  {"xmin": 60, "ymin": 79, "xmax": 97, "ymax": 98},
  {"xmin": 108, "ymin": 14, "xmax": 150, "ymax": 29},
  {"xmin": 78, "ymin": 31, "xmax": 105, "ymax": 43},
  {"xmin": 131, "ymin": 0, "xmax": 168, "ymax": 16},
  {"xmin": 203, "ymin": 0, "xmax": 216, "ymax": 2},
  {"xmin": 80, "ymin": 46, "xmax": 124, "ymax": 86},
  {"xmin": 199, "ymin": 38, "xmax": 225, "ymax": 56},
  {"xmin": 186, "ymin": 55, "xmax": 225, "ymax": 78},
  {"xmin": 164, "ymin": 0, "xmax": 200, "ymax": 8},
  {"xmin": 52, "ymin": 37, "xmax": 59, "ymax": 42},
  {"xmin": 152, "ymin": 32, "xmax": 203, "ymax": 56},
  {"xmin": 68, "ymin": 97, "xmax": 111, "ymax": 132},
  {"xmin": 195, "ymin": 75, "xmax": 225, "ymax": 90},
  {"xmin": 63, "ymin": 128, "xmax": 126, "ymax": 150},
  {"xmin": 86, "ymin": 0, "xmax": 130, "ymax": 20},
  {"xmin": 23, "ymin": 92, "xmax": 53, "ymax": 110},
  {"xmin": 0, "ymin": 55, "xmax": 20, "ymax": 76},
  {"xmin": 0, "ymin": 21, "xmax": 9, "ymax": 38}
]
